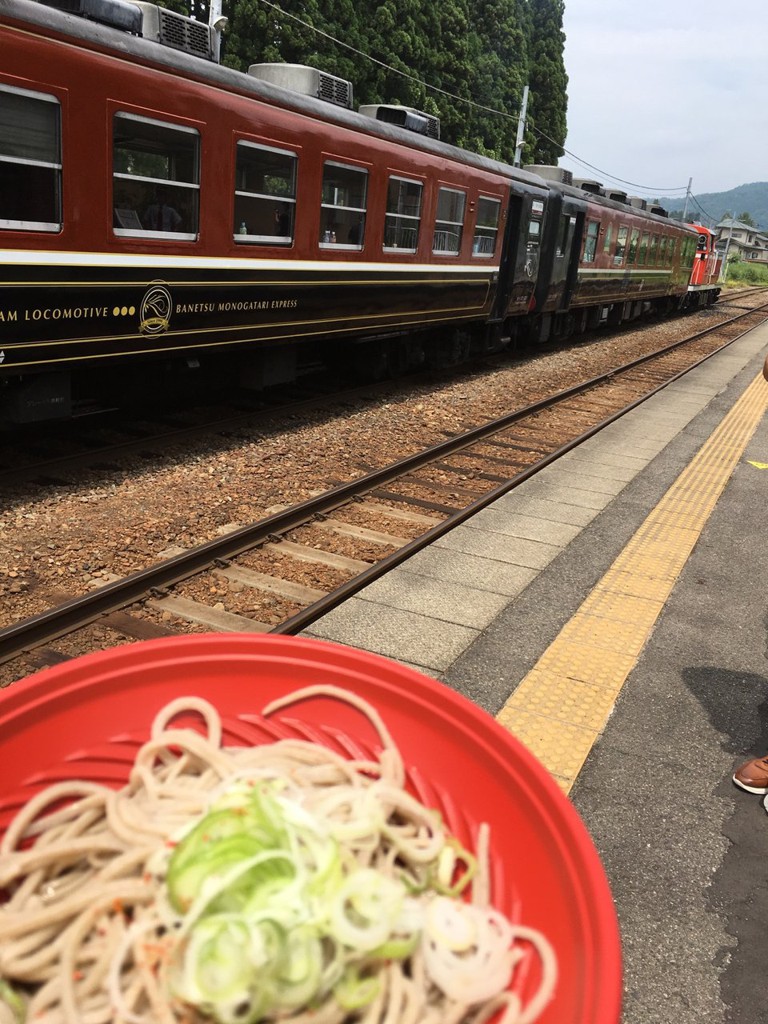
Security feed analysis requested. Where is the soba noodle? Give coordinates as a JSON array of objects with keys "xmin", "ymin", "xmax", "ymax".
[{"xmin": 0, "ymin": 687, "xmax": 556, "ymax": 1024}]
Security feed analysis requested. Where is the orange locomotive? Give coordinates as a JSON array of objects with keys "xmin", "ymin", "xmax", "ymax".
[{"xmin": 688, "ymin": 224, "xmax": 723, "ymax": 300}]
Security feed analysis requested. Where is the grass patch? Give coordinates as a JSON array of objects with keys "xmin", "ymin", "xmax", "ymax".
[{"xmin": 723, "ymin": 260, "xmax": 768, "ymax": 286}]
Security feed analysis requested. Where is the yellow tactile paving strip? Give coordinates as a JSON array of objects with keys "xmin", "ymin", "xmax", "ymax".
[{"xmin": 496, "ymin": 371, "xmax": 768, "ymax": 794}]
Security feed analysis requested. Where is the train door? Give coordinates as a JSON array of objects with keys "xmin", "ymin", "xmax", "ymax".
[
  {"xmin": 561, "ymin": 208, "xmax": 584, "ymax": 308},
  {"xmin": 533, "ymin": 193, "xmax": 581, "ymax": 314},
  {"xmin": 489, "ymin": 192, "xmax": 525, "ymax": 322},
  {"xmin": 525, "ymin": 199, "xmax": 544, "ymax": 281},
  {"xmin": 532, "ymin": 192, "xmax": 562, "ymax": 313},
  {"xmin": 491, "ymin": 185, "xmax": 549, "ymax": 322}
]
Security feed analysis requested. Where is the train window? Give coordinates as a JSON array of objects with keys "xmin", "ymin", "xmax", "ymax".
[
  {"xmin": 113, "ymin": 113, "xmax": 199, "ymax": 240},
  {"xmin": 582, "ymin": 219, "xmax": 599, "ymax": 263},
  {"xmin": 554, "ymin": 214, "xmax": 574, "ymax": 258},
  {"xmin": 638, "ymin": 232, "xmax": 650, "ymax": 265},
  {"xmin": 234, "ymin": 142, "xmax": 296, "ymax": 246},
  {"xmin": 320, "ymin": 162, "xmax": 367, "ymax": 248},
  {"xmin": 472, "ymin": 196, "xmax": 501, "ymax": 256},
  {"xmin": 433, "ymin": 187, "xmax": 466, "ymax": 255},
  {"xmin": 614, "ymin": 226, "xmax": 628, "ymax": 264},
  {"xmin": 659, "ymin": 236, "xmax": 668, "ymax": 266},
  {"xmin": 0, "ymin": 85, "xmax": 61, "ymax": 232},
  {"xmin": 525, "ymin": 217, "xmax": 541, "ymax": 278},
  {"xmin": 602, "ymin": 224, "xmax": 613, "ymax": 257},
  {"xmin": 649, "ymin": 234, "xmax": 659, "ymax": 265},
  {"xmin": 384, "ymin": 176, "xmax": 422, "ymax": 252},
  {"xmin": 627, "ymin": 228, "xmax": 640, "ymax": 264}
]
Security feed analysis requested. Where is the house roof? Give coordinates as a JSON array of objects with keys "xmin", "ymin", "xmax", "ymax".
[{"xmin": 716, "ymin": 218, "xmax": 757, "ymax": 230}]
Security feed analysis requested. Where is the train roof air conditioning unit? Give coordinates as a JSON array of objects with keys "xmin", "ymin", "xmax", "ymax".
[
  {"xmin": 648, "ymin": 204, "xmax": 668, "ymax": 217},
  {"xmin": 129, "ymin": 2, "xmax": 217, "ymax": 60},
  {"xmin": 36, "ymin": 0, "xmax": 142, "ymax": 33},
  {"xmin": 528, "ymin": 165, "xmax": 573, "ymax": 185},
  {"xmin": 248, "ymin": 64, "xmax": 353, "ymax": 109},
  {"xmin": 628, "ymin": 196, "xmax": 648, "ymax": 210},
  {"xmin": 604, "ymin": 189, "xmax": 628, "ymax": 203},
  {"xmin": 574, "ymin": 178, "xmax": 602, "ymax": 194},
  {"xmin": 359, "ymin": 104, "xmax": 440, "ymax": 139}
]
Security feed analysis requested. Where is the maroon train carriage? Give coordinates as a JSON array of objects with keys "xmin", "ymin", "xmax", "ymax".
[
  {"xmin": 0, "ymin": 0, "xmax": 716, "ymax": 424},
  {"xmin": 0, "ymin": 0, "xmax": 552, "ymax": 423},
  {"xmin": 526, "ymin": 168, "xmax": 707, "ymax": 344}
]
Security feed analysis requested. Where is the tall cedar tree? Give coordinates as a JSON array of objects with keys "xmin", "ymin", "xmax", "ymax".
[
  {"xmin": 163, "ymin": 0, "xmax": 567, "ymax": 167},
  {"xmin": 526, "ymin": 0, "xmax": 568, "ymax": 166},
  {"xmin": 469, "ymin": 0, "xmax": 528, "ymax": 160}
]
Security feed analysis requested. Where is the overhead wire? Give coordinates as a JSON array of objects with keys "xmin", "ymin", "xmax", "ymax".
[
  {"xmin": 688, "ymin": 193, "xmax": 719, "ymax": 224},
  {"xmin": 529, "ymin": 125, "xmax": 688, "ymax": 195}
]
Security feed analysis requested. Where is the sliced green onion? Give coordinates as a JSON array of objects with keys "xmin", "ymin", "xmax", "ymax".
[
  {"xmin": 333, "ymin": 966, "xmax": 381, "ymax": 1010},
  {"xmin": 160, "ymin": 773, "xmax": 516, "ymax": 1023},
  {"xmin": 0, "ymin": 979, "xmax": 25, "ymax": 1024}
]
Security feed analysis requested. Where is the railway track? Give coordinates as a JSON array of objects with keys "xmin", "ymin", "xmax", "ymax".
[
  {"xmin": 2, "ymin": 300, "xmax": 766, "ymax": 686},
  {"xmin": 716, "ymin": 285, "xmax": 768, "ymax": 311},
  {"xmin": 720, "ymin": 285, "xmax": 768, "ymax": 302}
]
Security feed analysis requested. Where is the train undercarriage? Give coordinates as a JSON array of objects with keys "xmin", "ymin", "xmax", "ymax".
[{"xmin": 1, "ymin": 283, "xmax": 723, "ymax": 427}]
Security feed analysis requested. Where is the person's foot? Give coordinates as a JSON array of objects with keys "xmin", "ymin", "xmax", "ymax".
[{"xmin": 733, "ymin": 755, "xmax": 768, "ymax": 794}]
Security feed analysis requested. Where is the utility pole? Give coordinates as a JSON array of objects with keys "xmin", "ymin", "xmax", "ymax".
[
  {"xmin": 682, "ymin": 177, "xmax": 692, "ymax": 221},
  {"xmin": 513, "ymin": 86, "xmax": 529, "ymax": 167},
  {"xmin": 208, "ymin": 0, "xmax": 228, "ymax": 57},
  {"xmin": 721, "ymin": 217, "xmax": 735, "ymax": 282}
]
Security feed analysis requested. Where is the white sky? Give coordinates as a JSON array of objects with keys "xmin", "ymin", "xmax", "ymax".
[{"xmin": 559, "ymin": 1, "xmax": 767, "ymax": 202}]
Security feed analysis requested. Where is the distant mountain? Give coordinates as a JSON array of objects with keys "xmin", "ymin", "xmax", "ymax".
[{"xmin": 655, "ymin": 182, "xmax": 768, "ymax": 231}]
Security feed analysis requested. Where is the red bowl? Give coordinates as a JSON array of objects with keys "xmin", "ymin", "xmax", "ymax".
[{"xmin": 0, "ymin": 633, "xmax": 621, "ymax": 1023}]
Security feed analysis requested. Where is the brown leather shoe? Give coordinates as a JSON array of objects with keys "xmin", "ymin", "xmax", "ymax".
[{"xmin": 733, "ymin": 755, "xmax": 768, "ymax": 794}]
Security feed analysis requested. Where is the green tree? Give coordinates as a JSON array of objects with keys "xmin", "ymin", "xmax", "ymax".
[
  {"xmin": 159, "ymin": 0, "xmax": 191, "ymax": 15},
  {"xmin": 526, "ymin": 0, "xmax": 567, "ymax": 166},
  {"xmin": 221, "ymin": 0, "xmax": 328, "ymax": 72},
  {"xmin": 467, "ymin": 0, "xmax": 528, "ymax": 161},
  {"xmin": 166, "ymin": 0, "xmax": 567, "ymax": 166},
  {"xmin": 736, "ymin": 210, "xmax": 755, "ymax": 226},
  {"xmin": 363, "ymin": 0, "xmax": 433, "ymax": 111},
  {"xmin": 423, "ymin": 0, "xmax": 474, "ymax": 147}
]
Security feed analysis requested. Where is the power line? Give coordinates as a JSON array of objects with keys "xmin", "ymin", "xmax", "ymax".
[
  {"xmin": 689, "ymin": 193, "xmax": 719, "ymax": 225},
  {"xmin": 530, "ymin": 126, "xmax": 688, "ymax": 195}
]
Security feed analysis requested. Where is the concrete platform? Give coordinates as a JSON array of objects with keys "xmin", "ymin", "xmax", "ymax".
[{"xmin": 303, "ymin": 322, "xmax": 768, "ymax": 1024}]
